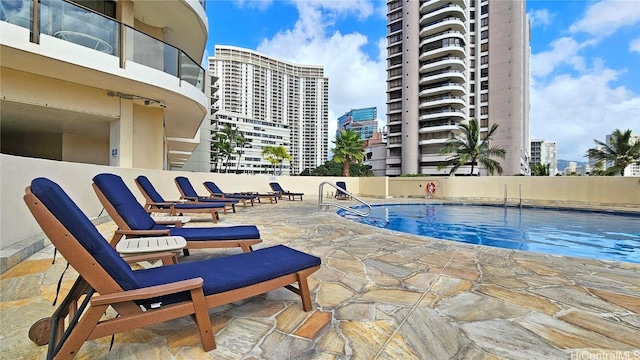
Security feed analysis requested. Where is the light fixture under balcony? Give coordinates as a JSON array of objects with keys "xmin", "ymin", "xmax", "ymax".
[{"xmin": 107, "ymin": 91, "xmax": 166, "ymax": 108}]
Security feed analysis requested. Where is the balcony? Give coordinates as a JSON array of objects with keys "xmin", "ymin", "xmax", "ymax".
[{"xmin": 1, "ymin": 0, "xmax": 205, "ymax": 92}]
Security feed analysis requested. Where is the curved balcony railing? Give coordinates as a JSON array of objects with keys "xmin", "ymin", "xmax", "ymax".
[{"xmin": 1, "ymin": 0, "xmax": 205, "ymax": 92}]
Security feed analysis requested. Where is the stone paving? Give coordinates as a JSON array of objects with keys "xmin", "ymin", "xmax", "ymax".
[{"xmin": 1, "ymin": 197, "xmax": 639, "ymax": 360}]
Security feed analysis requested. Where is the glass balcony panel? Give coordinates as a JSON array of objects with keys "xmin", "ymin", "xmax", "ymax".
[
  {"xmin": 1, "ymin": 0, "xmax": 32, "ymax": 29},
  {"xmin": 180, "ymin": 52, "xmax": 204, "ymax": 91},
  {"xmin": 40, "ymin": 0, "xmax": 117, "ymax": 55},
  {"xmin": 126, "ymin": 25, "xmax": 178, "ymax": 76}
]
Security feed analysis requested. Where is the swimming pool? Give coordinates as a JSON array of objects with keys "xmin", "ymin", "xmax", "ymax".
[{"xmin": 338, "ymin": 204, "xmax": 640, "ymax": 263}]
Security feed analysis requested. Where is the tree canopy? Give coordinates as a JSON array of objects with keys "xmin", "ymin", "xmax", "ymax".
[
  {"xmin": 438, "ymin": 119, "xmax": 506, "ymax": 176},
  {"xmin": 332, "ymin": 130, "xmax": 366, "ymax": 177},
  {"xmin": 585, "ymin": 129, "xmax": 640, "ymax": 176},
  {"xmin": 261, "ymin": 145, "xmax": 292, "ymax": 175}
]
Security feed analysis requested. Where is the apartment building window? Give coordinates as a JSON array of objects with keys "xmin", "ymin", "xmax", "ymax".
[
  {"xmin": 481, "ymin": 55, "xmax": 488, "ymax": 65},
  {"xmin": 481, "ymin": 5, "xmax": 488, "ymax": 15},
  {"xmin": 470, "ymin": 96, "xmax": 475, "ymax": 105},
  {"xmin": 389, "ymin": 22, "xmax": 402, "ymax": 33},
  {"xmin": 470, "ymin": 23, "xmax": 475, "ymax": 31},
  {"xmin": 481, "ymin": 119, "xmax": 488, "ymax": 127},
  {"xmin": 480, "ymin": 81, "xmax": 488, "ymax": 90},
  {"xmin": 388, "ymin": 78, "xmax": 402, "ymax": 88},
  {"xmin": 480, "ymin": 68, "xmax": 488, "ymax": 77},
  {"xmin": 480, "ymin": 106, "xmax": 488, "ymax": 115},
  {"xmin": 481, "ymin": 43, "xmax": 488, "ymax": 52},
  {"xmin": 470, "ymin": 84, "xmax": 475, "ymax": 92},
  {"xmin": 481, "ymin": 17, "xmax": 489, "ymax": 27},
  {"xmin": 470, "ymin": 11, "xmax": 475, "ymax": 19},
  {"xmin": 480, "ymin": 93, "xmax": 488, "ymax": 102},
  {"xmin": 470, "ymin": 109, "xmax": 475, "ymax": 117},
  {"xmin": 470, "ymin": 47, "xmax": 475, "ymax": 56},
  {"xmin": 480, "ymin": 30, "xmax": 488, "ymax": 40},
  {"xmin": 470, "ymin": 71, "xmax": 475, "ymax": 80}
]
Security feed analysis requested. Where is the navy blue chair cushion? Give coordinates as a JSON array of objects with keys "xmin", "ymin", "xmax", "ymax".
[
  {"xmin": 175, "ymin": 176, "xmax": 199, "ymax": 198},
  {"xmin": 30, "ymin": 178, "xmax": 141, "ymax": 291},
  {"xmin": 94, "ymin": 173, "xmax": 156, "ymax": 230},
  {"xmin": 165, "ymin": 225, "xmax": 260, "ymax": 240},
  {"xmin": 269, "ymin": 182, "xmax": 284, "ymax": 193},
  {"xmin": 134, "ymin": 245, "xmax": 321, "ymax": 306},
  {"xmin": 135, "ymin": 175, "xmax": 166, "ymax": 203},
  {"xmin": 203, "ymin": 181, "xmax": 224, "ymax": 195},
  {"xmin": 173, "ymin": 202, "xmax": 226, "ymax": 209}
]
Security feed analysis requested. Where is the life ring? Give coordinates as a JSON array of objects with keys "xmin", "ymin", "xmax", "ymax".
[{"xmin": 426, "ymin": 182, "xmax": 437, "ymax": 196}]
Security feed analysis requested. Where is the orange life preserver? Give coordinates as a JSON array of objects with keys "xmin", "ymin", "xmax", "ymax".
[{"xmin": 426, "ymin": 182, "xmax": 437, "ymax": 195}]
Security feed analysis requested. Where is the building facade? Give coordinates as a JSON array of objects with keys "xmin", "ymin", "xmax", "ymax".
[
  {"xmin": 1, "ymin": 0, "xmax": 209, "ymax": 169},
  {"xmin": 385, "ymin": 0, "xmax": 530, "ymax": 176},
  {"xmin": 337, "ymin": 107, "xmax": 379, "ymax": 140},
  {"xmin": 209, "ymin": 45, "xmax": 329, "ymax": 175},
  {"xmin": 530, "ymin": 139, "xmax": 558, "ymax": 176}
]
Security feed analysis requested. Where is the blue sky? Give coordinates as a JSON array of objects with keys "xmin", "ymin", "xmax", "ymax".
[{"xmin": 205, "ymin": 0, "xmax": 640, "ymax": 161}]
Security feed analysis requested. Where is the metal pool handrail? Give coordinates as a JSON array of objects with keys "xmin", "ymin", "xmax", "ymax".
[{"xmin": 318, "ymin": 181, "xmax": 372, "ymax": 217}]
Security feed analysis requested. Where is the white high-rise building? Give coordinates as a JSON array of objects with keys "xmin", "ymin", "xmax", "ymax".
[
  {"xmin": 530, "ymin": 139, "xmax": 558, "ymax": 175},
  {"xmin": 385, "ymin": 0, "xmax": 530, "ymax": 176},
  {"xmin": 208, "ymin": 46, "xmax": 329, "ymax": 175}
]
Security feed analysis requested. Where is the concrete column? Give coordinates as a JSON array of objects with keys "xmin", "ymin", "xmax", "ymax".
[{"xmin": 109, "ymin": 99, "xmax": 134, "ymax": 167}]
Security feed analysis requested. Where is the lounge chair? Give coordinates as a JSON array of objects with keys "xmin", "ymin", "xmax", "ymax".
[
  {"xmin": 93, "ymin": 173, "xmax": 261, "ymax": 254},
  {"xmin": 203, "ymin": 181, "xmax": 278, "ymax": 205},
  {"xmin": 135, "ymin": 175, "xmax": 231, "ymax": 220},
  {"xmin": 175, "ymin": 176, "xmax": 243, "ymax": 209},
  {"xmin": 335, "ymin": 181, "xmax": 351, "ymax": 200},
  {"xmin": 24, "ymin": 177, "xmax": 321, "ymax": 358},
  {"xmin": 269, "ymin": 182, "xmax": 304, "ymax": 201}
]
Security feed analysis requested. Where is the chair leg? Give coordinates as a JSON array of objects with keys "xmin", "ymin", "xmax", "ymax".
[
  {"xmin": 297, "ymin": 273, "xmax": 313, "ymax": 311},
  {"xmin": 190, "ymin": 287, "xmax": 216, "ymax": 351}
]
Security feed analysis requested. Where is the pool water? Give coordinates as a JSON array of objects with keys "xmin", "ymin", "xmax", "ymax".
[{"xmin": 338, "ymin": 204, "xmax": 640, "ymax": 263}]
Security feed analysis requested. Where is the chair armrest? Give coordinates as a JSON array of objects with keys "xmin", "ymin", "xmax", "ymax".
[
  {"xmin": 91, "ymin": 278, "xmax": 204, "ymax": 306},
  {"xmin": 182, "ymin": 196, "xmax": 199, "ymax": 201}
]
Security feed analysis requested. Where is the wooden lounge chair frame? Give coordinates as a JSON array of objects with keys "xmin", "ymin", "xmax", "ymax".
[
  {"xmin": 134, "ymin": 177, "xmax": 227, "ymax": 221},
  {"xmin": 269, "ymin": 182, "xmax": 304, "ymax": 201},
  {"xmin": 93, "ymin": 183, "xmax": 261, "ymax": 253},
  {"xmin": 24, "ymin": 185, "xmax": 320, "ymax": 360},
  {"xmin": 174, "ymin": 176, "xmax": 243, "ymax": 209},
  {"xmin": 203, "ymin": 181, "xmax": 278, "ymax": 205}
]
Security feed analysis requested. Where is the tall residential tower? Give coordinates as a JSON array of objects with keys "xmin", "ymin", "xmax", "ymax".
[
  {"xmin": 210, "ymin": 46, "xmax": 329, "ymax": 174},
  {"xmin": 385, "ymin": 0, "xmax": 530, "ymax": 176}
]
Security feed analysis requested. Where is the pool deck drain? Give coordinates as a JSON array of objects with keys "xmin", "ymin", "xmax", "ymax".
[{"xmin": 1, "ymin": 197, "xmax": 638, "ymax": 359}]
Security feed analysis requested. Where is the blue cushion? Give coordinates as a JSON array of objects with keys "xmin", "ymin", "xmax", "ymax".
[
  {"xmin": 136, "ymin": 176, "xmax": 166, "ymax": 203},
  {"xmin": 165, "ymin": 225, "xmax": 260, "ymax": 240},
  {"xmin": 134, "ymin": 245, "xmax": 321, "ymax": 306},
  {"xmin": 173, "ymin": 202, "xmax": 226, "ymax": 210},
  {"xmin": 204, "ymin": 181, "xmax": 224, "ymax": 195},
  {"xmin": 30, "ymin": 178, "xmax": 141, "ymax": 291},
  {"xmin": 94, "ymin": 173, "xmax": 157, "ymax": 230},
  {"xmin": 175, "ymin": 176, "xmax": 199, "ymax": 197}
]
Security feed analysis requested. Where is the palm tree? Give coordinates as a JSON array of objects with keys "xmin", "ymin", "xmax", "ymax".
[
  {"xmin": 438, "ymin": 119, "xmax": 506, "ymax": 176},
  {"xmin": 332, "ymin": 130, "xmax": 365, "ymax": 176},
  {"xmin": 585, "ymin": 129, "xmax": 640, "ymax": 176},
  {"xmin": 235, "ymin": 133, "xmax": 249, "ymax": 174},
  {"xmin": 261, "ymin": 145, "xmax": 292, "ymax": 175},
  {"xmin": 210, "ymin": 132, "xmax": 226, "ymax": 172},
  {"xmin": 531, "ymin": 162, "xmax": 550, "ymax": 176}
]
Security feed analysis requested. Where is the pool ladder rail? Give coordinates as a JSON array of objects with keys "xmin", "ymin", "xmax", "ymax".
[{"xmin": 318, "ymin": 181, "xmax": 372, "ymax": 217}]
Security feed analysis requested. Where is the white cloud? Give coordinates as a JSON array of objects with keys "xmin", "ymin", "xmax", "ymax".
[
  {"xmin": 531, "ymin": 64, "xmax": 640, "ymax": 160},
  {"xmin": 528, "ymin": 9, "xmax": 554, "ymax": 28},
  {"xmin": 630, "ymin": 38, "xmax": 640, "ymax": 53},
  {"xmin": 256, "ymin": 1, "xmax": 387, "ymax": 148},
  {"xmin": 569, "ymin": 0, "xmax": 640, "ymax": 38},
  {"xmin": 233, "ymin": 0, "xmax": 273, "ymax": 11},
  {"xmin": 530, "ymin": 37, "xmax": 586, "ymax": 77}
]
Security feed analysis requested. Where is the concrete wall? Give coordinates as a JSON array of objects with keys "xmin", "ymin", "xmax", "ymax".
[{"xmin": 387, "ymin": 176, "xmax": 640, "ymax": 207}]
